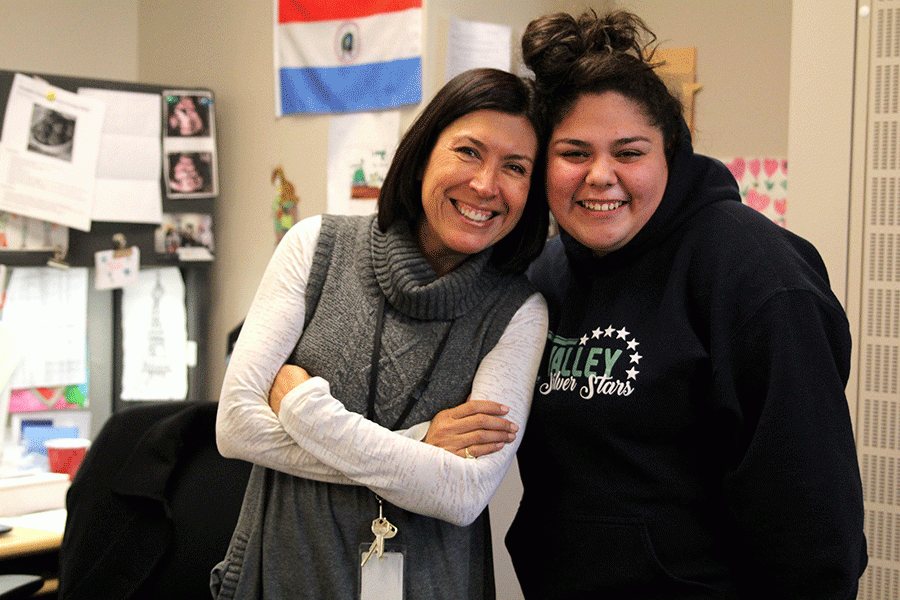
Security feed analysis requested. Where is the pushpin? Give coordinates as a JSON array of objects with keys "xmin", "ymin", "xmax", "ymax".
[{"xmin": 46, "ymin": 90, "xmax": 55, "ymax": 101}]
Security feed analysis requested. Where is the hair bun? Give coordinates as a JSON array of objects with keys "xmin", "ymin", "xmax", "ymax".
[
  {"xmin": 578, "ymin": 11, "xmax": 651, "ymax": 57},
  {"xmin": 522, "ymin": 10, "xmax": 655, "ymax": 96},
  {"xmin": 521, "ymin": 13, "xmax": 584, "ymax": 92}
]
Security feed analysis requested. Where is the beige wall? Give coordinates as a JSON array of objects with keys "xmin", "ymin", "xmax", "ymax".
[
  {"xmin": 0, "ymin": 1, "xmax": 138, "ymax": 79},
  {"xmin": 787, "ymin": 0, "xmax": 858, "ymax": 420},
  {"xmin": 0, "ymin": 2, "xmax": 140, "ymax": 435},
  {"xmin": 615, "ymin": 0, "xmax": 792, "ymax": 158}
]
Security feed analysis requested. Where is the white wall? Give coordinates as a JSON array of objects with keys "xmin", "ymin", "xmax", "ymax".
[
  {"xmin": 787, "ymin": 0, "xmax": 857, "ymax": 304},
  {"xmin": 787, "ymin": 1, "xmax": 860, "ymax": 425}
]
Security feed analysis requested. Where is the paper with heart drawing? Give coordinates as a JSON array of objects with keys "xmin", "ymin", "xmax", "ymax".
[{"xmin": 722, "ymin": 157, "xmax": 787, "ymax": 228}]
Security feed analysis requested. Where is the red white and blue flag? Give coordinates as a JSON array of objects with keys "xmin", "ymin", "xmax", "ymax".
[{"xmin": 275, "ymin": 0, "xmax": 422, "ymax": 115}]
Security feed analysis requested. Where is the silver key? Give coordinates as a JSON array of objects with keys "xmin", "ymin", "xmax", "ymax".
[{"xmin": 361, "ymin": 517, "xmax": 397, "ymax": 567}]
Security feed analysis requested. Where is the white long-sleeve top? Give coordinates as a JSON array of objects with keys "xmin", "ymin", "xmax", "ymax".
[{"xmin": 217, "ymin": 215, "xmax": 547, "ymax": 526}]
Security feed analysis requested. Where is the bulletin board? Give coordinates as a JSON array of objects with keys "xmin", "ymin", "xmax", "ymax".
[
  {"xmin": 0, "ymin": 69, "xmax": 217, "ymax": 422},
  {"xmin": 0, "ymin": 70, "xmax": 216, "ymax": 267}
]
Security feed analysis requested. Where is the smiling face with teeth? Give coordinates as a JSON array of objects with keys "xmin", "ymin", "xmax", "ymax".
[
  {"xmin": 417, "ymin": 109, "xmax": 537, "ymax": 275},
  {"xmin": 547, "ymin": 92, "xmax": 669, "ymax": 258}
]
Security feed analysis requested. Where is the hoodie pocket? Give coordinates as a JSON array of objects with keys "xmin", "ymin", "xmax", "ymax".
[{"xmin": 507, "ymin": 512, "xmax": 714, "ymax": 599}]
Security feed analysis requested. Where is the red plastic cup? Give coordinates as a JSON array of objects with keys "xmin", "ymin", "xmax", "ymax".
[{"xmin": 45, "ymin": 438, "xmax": 91, "ymax": 480}]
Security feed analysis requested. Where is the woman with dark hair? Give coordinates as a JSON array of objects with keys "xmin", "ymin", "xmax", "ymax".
[
  {"xmin": 377, "ymin": 69, "xmax": 547, "ymax": 274},
  {"xmin": 506, "ymin": 10, "xmax": 867, "ymax": 599},
  {"xmin": 212, "ymin": 68, "xmax": 548, "ymax": 599}
]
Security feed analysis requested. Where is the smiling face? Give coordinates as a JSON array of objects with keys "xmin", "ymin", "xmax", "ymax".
[
  {"xmin": 417, "ymin": 109, "xmax": 537, "ymax": 275},
  {"xmin": 547, "ymin": 92, "xmax": 669, "ymax": 258}
]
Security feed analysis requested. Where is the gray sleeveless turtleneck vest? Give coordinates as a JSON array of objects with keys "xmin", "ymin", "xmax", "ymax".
[{"xmin": 213, "ymin": 214, "xmax": 535, "ymax": 600}]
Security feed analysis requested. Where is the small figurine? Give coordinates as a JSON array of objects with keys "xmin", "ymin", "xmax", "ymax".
[{"xmin": 272, "ymin": 166, "xmax": 300, "ymax": 243}]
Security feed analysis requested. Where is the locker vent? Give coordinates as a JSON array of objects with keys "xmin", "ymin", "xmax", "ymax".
[{"xmin": 858, "ymin": 3, "xmax": 900, "ymax": 598}]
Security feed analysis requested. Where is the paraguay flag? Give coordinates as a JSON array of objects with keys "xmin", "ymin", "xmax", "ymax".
[{"xmin": 275, "ymin": 0, "xmax": 423, "ymax": 115}]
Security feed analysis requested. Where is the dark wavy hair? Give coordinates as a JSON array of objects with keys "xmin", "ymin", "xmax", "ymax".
[
  {"xmin": 377, "ymin": 68, "xmax": 548, "ymax": 274},
  {"xmin": 521, "ymin": 10, "xmax": 684, "ymax": 164}
]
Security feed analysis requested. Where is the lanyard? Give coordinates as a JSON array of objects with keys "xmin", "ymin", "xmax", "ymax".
[{"xmin": 366, "ymin": 295, "xmax": 453, "ymax": 430}]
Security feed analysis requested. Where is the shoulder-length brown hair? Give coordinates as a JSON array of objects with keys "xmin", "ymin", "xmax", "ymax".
[{"xmin": 377, "ymin": 68, "xmax": 548, "ymax": 274}]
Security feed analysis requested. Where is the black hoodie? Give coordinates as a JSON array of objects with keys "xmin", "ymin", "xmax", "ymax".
[{"xmin": 507, "ymin": 125, "xmax": 867, "ymax": 599}]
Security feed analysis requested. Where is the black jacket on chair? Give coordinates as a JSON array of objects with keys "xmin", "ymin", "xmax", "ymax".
[{"xmin": 58, "ymin": 401, "xmax": 251, "ymax": 600}]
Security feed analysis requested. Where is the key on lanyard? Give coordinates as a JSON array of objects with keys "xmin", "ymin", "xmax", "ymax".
[{"xmin": 361, "ymin": 499, "xmax": 397, "ymax": 567}]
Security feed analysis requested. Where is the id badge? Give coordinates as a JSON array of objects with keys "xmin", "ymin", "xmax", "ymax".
[{"xmin": 359, "ymin": 544, "xmax": 405, "ymax": 600}]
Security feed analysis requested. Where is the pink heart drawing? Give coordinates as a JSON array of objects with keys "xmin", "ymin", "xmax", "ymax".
[
  {"xmin": 727, "ymin": 158, "xmax": 746, "ymax": 182},
  {"xmin": 747, "ymin": 189, "xmax": 771, "ymax": 212},
  {"xmin": 774, "ymin": 198, "xmax": 787, "ymax": 215},
  {"xmin": 749, "ymin": 159, "xmax": 761, "ymax": 178},
  {"xmin": 764, "ymin": 159, "xmax": 778, "ymax": 177}
]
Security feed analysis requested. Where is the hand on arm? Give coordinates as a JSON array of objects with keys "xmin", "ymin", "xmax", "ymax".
[
  {"xmin": 269, "ymin": 364, "xmax": 312, "ymax": 416},
  {"xmin": 276, "ymin": 293, "xmax": 548, "ymax": 525},
  {"xmin": 423, "ymin": 396, "xmax": 518, "ymax": 458},
  {"xmin": 268, "ymin": 364, "xmax": 518, "ymax": 458}
]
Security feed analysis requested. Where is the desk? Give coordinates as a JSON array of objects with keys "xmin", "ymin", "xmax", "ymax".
[
  {"xmin": 0, "ymin": 511, "xmax": 65, "ymax": 597},
  {"xmin": 0, "ymin": 526, "xmax": 61, "ymax": 558}
]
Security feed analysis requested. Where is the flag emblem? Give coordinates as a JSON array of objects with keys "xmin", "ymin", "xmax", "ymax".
[{"xmin": 335, "ymin": 22, "xmax": 361, "ymax": 63}]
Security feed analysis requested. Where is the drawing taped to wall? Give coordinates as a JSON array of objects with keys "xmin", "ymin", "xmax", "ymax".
[
  {"xmin": 121, "ymin": 267, "xmax": 187, "ymax": 401},
  {"xmin": 327, "ymin": 111, "xmax": 399, "ymax": 216},
  {"xmin": 724, "ymin": 157, "xmax": 787, "ymax": 228}
]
